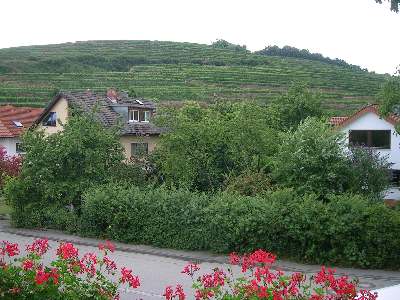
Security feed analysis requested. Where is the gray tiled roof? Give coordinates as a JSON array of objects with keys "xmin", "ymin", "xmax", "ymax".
[{"xmin": 45, "ymin": 90, "xmax": 163, "ymax": 136}]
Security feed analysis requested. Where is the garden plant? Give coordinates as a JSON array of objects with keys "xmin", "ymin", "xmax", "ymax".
[
  {"xmin": 0, "ymin": 239, "xmax": 139, "ymax": 299},
  {"xmin": 164, "ymin": 249, "xmax": 377, "ymax": 300}
]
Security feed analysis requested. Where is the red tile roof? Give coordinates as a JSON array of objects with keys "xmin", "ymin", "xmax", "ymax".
[
  {"xmin": 329, "ymin": 104, "xmax": 400, "ymax": 128},
  {"xmin": 329, "ymin": 116, "xmax": 349, "ymax": 126},
  {"xmin": 0, "ymin": 105, "xmax": 44, "ymax": 138}
]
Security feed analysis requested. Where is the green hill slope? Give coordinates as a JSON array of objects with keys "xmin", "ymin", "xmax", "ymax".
[{"xmin": 0, "ymin": 40, "xmax": 388, "ymax": 114}]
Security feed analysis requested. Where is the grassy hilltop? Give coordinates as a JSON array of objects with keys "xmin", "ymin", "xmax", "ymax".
[{"xmin": 0, "ymin": 40, "xmax": 388, "ymax": 114}]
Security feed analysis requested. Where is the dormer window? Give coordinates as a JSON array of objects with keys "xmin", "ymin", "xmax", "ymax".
[
  {"xmin": 129, "ymin": 110, "xmax": 139, "ymax": 122},
  {"xmin": 128, "ymin": 109, "xmax": 151, "ymax": 123},
  {"xmin": 42, "ymin": 112, "xmax": 57, "ymax": 127},
  {"xmin": 144, "ymin": 111, "xmax": 150, "ymax": 122}
]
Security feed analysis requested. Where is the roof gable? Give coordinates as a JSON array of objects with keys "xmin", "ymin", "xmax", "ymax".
[
  {"xmin": 330, "ymin": 105, "xmax": 400, "ymax": 128},
  {"xmin": 36, "ymin": 90, "xmax": 162, "ymax": 136}
]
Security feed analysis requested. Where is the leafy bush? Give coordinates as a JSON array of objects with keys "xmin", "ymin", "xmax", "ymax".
[
  {"xmin": 272, "ymin": 117, "xmax": 349, "ymax": 197},
  {"xmin": 224, "ymin": 170, "xmax": 272, "ymax": 196},
  {"xmin": 154, "ymin": 102, "xmax": 280, "ymax": 191},
  {"xmin": 8, "ymin": 201, "xmax": 78, "ymax": 232},
  {"xmin": 0, "ymin": 146, "xmax": 22, "ymax": 188},
  {"xmin": 80, "ymin": 184, "xmax": 400, "ymax": 269},
  {"xmin": 347, "ymin": 147, "xmax": 391, "ymax": 199},
  {"xmin": 267, "ymin": 84, "xmax": 323, "ymax": 131},
  {"xmin": 272, "ymin": 117, "xmax": 391, "ymax": 199},
  {"xmin": 4, "ymin": 111, "xmax": 127, "ymax": 224},
  {"xmin": 80, "ymin": 184, "xmax": 211, "ymax": 250}
]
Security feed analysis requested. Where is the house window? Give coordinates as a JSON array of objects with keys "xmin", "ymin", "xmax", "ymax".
[
  {"xmin": 349, "ymin": 130, "xmax": 391, "ymax": 149},
  {"xmin": 42, "ymin": 112, "xmax": 57, "ymax": 126},
  {"xmin": 131, "ymin": 143, "xmax": 149, "ymax": 157},
  {"xmin": 16, "ymin": 143, "xmax": 24, "ymax": 153},
  {"xmin": 129, "ymin": 110, "xmax": 139, "ymax": 122},
  {"xmin": 143, "ymin": 111, "xmax": 150, "ymax": 122},
  {"xmin": 128, "ymin": 110, "xmax": 151, "ymax": 122}
]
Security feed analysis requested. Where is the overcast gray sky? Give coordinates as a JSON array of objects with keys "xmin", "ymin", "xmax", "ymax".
[{"xmin": 1, "ymin": 0, "xmax": 399, "ymax": 74}]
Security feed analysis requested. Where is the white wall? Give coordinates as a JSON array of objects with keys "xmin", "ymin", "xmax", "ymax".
[
  {"xmin": 0, "ymin": 137, "xmax": 22, "ymax": 156},
  {"xmin": 341, "ymin": 112, "xmax": 400, "ymax": 170}
]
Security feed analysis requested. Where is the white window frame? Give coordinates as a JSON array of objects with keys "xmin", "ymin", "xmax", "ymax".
[
  {"xmin": 143, "ymin": 111, "xmax": 150, "ymax": 123},
  {"xmin": 129, "ymin": 110, "xmax": 139, "ymax": 122}
]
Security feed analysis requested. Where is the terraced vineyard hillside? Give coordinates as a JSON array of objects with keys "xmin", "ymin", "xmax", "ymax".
[{"xmin": 0, "ymin": 40, "xmax": 388, "ymax": 114}]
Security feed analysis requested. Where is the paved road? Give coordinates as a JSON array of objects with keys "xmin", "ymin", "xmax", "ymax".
[{"xmin": 1, "ymin": 220, "xmax": 400, "ymax": 299}]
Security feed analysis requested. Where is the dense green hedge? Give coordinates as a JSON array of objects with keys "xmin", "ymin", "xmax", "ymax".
[{"xmin": 76, "ymin": 184, "xmax": 400, "ymax": 269}]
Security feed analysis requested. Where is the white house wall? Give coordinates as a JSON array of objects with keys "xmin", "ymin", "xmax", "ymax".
[
  {"xmin": 341, "ymin": 112, "xmax": 400, "ymax": 170},
  {"xmin": 0, "ymin": 137, "xmax": 21, "ymax": 156}
]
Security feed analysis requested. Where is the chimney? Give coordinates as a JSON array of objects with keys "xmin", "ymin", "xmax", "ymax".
[{"xmin": 107, "ymin": 88, "xmax": 118, "ymax": 103}]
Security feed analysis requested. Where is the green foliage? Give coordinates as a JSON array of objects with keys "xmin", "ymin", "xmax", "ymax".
[
  {"xmin": 272, "ymin": 118, "xmax": 391, "ymax": 199},
  {"xmin": 224, "ymin": 170, "xmax": 272, "ymax": 196},
  {"xmin": 80, "ymin": 184, "xmax": 400, "ymax": 269},
  {"xmin": 272, "ymin": 117, "xmax": 349, "ymax": 196},
  {"xmin": 0, "ymin": 40, "xmax": 387, "ymax": 114},
  {"xmin": 4, "ymin": 112, "xmax": 126, "ymax": 223},
  {"xmin": 257, "ymin": 45, "xmax": 366, "ymax": 71},
  {"xmin": 154, "ymin": 102, "xmax": 280, "ymax": 191},
  {"xmin": 379, "ymin": 78, "xmax": 400, "ymax": 132},
  {"xmin": 80, "ymin": 184, "xmax": 211, "ymax": 250},
  {"xmin": 347, "ymin": 147, "xmax": 391, "ymax": 199},
  {"xmin": 211, "ymin": 39, "xmax": 248, "ymax": 52},
  {"xmin": 267, "ymin": 83, "xmax": 323, "ymax": 130}
]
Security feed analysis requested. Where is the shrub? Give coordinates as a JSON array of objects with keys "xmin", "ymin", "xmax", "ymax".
[
  {"xmin": 224, "ymin": 170, "xmax": 272, "ymax": 196},
  {"xmin": 346, "ymin": 147, "xmax": 391, "ymax": 199},
  {"xmin": 272, "ymin": 117, "xmax": 349, "ymax": 197},
  {"xmin": 0, "ymin": 146, "xmax": 22, "ymax": 188},
  {"xmin": 154, "ymin": 102, "xmax": 280, "ymax": 191},
  {"xmin": 8, "ymin": 201, "xmax": 78, "ymax": 232},
  {"xmin": 0, "ymin": 239, "xmax": 139, "ymax": 299},
  {"xmin": 80, "ymin": 184, "xmax": 212, "ymax": 250},
  {"xmin": 272, "ymin": 117, "xmax": 391, "ymax": 199},
  {"xmin": 5, "ymin": 111, "xmax": 129, "ymax": 226},
  {"xmin": 80, "ymin": 185, "xmax": 400, "ymax": 269}
]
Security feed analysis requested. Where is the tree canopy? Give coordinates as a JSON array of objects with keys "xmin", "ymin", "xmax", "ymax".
[
  {"xmin": 379, "ymin": 77, "xmax": 400, "ymax": 116},
  {"xmin": 266, "ymin": 84, "xmax": 323, "ymax": 131},
  {"xmin": 5, "ymin": 111, "xmax": 125, "ymax": 216},
  {"xmin": 256, "ymin": 45, "xmax": 365, "ymax": 71},
  {"xmin": 153, "ymin": 101, "xmax": 280, "ymax": 191}
]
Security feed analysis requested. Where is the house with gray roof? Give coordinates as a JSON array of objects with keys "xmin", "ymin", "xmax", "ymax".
[{"xmin": 34, "ymin": 89, "xmax": 163, "ymax": 159}]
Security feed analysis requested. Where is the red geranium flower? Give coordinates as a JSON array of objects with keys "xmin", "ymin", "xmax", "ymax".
[
  {"xmin": 22, "ymin": 259, "xmax": 34, "ymax": 271},
  {"xmin": 26, "ymin": 239, "xmax": 49, "ymax": 256},
  {"xmin": 57, "ymin": 242, "xmax": 79, "ymax": 260},
  {"xmin": 120, "ymin": 267, "xmax": 140, "ymax": 288}
]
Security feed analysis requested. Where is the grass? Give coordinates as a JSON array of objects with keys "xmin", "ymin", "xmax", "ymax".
[{"xmin": 0, "ymin": 40, "xmax": 390, "ymax": 115}]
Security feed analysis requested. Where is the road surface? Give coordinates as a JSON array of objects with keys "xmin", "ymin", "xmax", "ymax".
[{"xmin": 1, "ymin": 220, "xmax": 400, "ymax": 299}]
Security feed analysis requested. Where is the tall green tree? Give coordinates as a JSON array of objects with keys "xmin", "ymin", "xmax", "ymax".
[
  {"xmin": 154, "ymin": 102, "xmax": 280, "ymax": 191},
  {"xmin": 5, "ymin": 111, "xmax": 125, "ymax": 213},
  {"xmin": 267, "ymin": 83, "xmax": 323, "ymax": 131},
  {"xmin": 379, "ymin": 77, "xmax": 400, "ymax": 134},
  {"xmin": 272, "ymin": 117, "xmax": 349, "ymax": 197}
]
